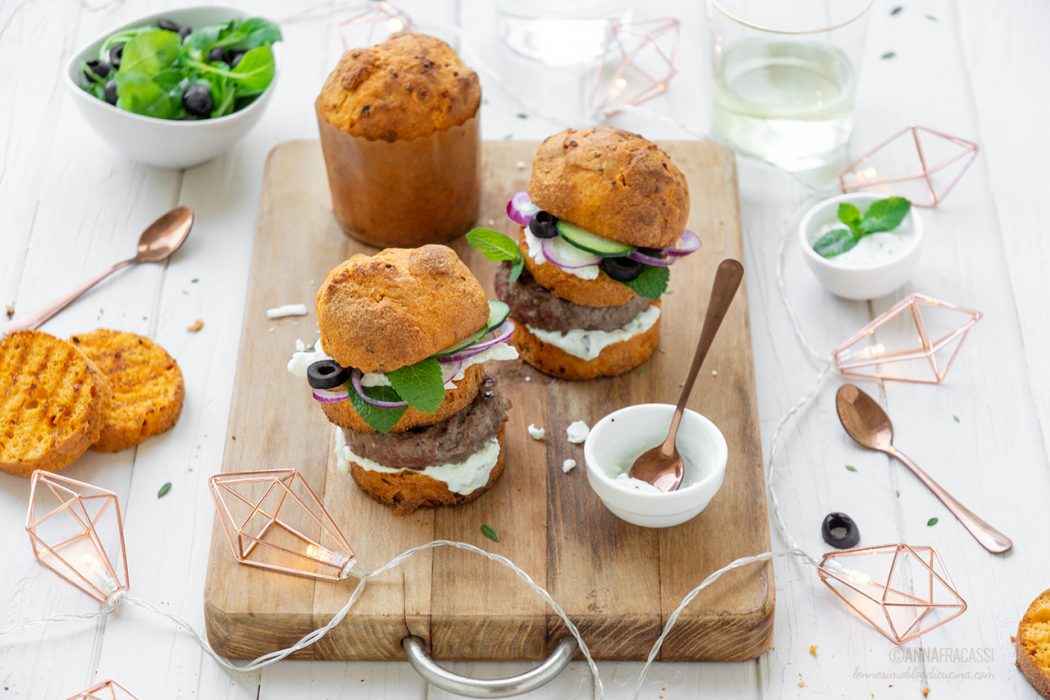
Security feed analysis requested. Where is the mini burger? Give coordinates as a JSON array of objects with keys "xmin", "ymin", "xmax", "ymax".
[
  {"xmin": 288, "ymin": 245, "xmax": 517, "ymax": 514},
  {"xmin": 467, "ymin": 126, "xmax": 699, "ymax": 381}
]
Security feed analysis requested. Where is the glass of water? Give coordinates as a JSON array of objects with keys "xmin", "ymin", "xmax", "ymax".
[
  {"xmin": 708, "ymin": 0, "xmax": 872, "ymax": 172},
  {"xmin": 495, "ymin": 0, "xmax": 632, "ymax": 67}
]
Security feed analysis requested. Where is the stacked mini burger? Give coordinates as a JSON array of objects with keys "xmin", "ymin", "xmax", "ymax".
[
  {"xmin": 288, "ymin": 245, "xmax": 517, "ymax": 514},
  {"xmin": 467, "ymin": 126, "xmax": 699, "ymax": 380}
]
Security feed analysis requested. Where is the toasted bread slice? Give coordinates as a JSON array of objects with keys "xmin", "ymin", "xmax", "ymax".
[
  {"xmin": 1018, "ymin": 588, "xmax": 1050, "ymax": 698},
  {"xmin": 0, "ymin": 330, "xmax": 111, "ymax": 476},
  {"xmin": 70, "ymin": 329, "xmax": 184, "ymax": 453}
]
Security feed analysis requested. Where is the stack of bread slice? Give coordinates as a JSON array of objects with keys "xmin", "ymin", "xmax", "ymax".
[{"xmin": 0, "ymin": 328, "xmax": 184, "ymax": 477}]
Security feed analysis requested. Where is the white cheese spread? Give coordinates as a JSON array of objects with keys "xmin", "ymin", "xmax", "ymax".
[{"xmin": 528, "ymin": 305, "xmax": 661, "ymax": 362}]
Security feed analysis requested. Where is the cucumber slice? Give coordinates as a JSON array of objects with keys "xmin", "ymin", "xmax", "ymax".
[
  {"xmin": 435, "ymin": 301, "xmax": 510, "ymax": 357},
  {"xmin": 556, "ymin": 221, "xmax": 634, "ymax": 257}
]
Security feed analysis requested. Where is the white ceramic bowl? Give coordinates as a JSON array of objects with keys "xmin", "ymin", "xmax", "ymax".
[
  {"xmin": 584, "ymin": 404, "xmax": 728, "ymax": 528},
  {"xmin": 65, "ymin": 6, "xmax": 277, "ymax": 169},
  {"xmin": 799, "ymin": 192, "xmax": 924, "ymax": 300}
]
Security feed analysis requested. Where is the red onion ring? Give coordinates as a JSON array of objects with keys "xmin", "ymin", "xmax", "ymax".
[
  {"xmin": 626, "ymin": 249, "xmax": 674, "ymax": 267},
  {"xmin": 350, "ymin": 369, "xmax": 408, "ymax": 409},
  {"xmin": 439, "ymin": 359, "xmax": 464, "ymax": 383},
  {"xmin": 312, "ymin": 386, "xmax": 349, "ymax": 404},
  {"xmin": 540, "ymin": 237, "xmax": 602, "ymax": 270},
  {"xmin": 506, "ymin": 192, "xmax": 538, "ymax": 226},
  {"xmin": 658, "ymin": 230, "xmax": 701, "ymax": 257},
  {"xmin": 438, "ymin": 321, "xmax": 515, "ymax": 363}
]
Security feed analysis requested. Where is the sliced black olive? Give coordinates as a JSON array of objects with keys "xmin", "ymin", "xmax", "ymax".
[
  {"xmin": 528, "ymin": 210, "xmax": 558, "ymax": 239},
  {"xmin": 178, "ymin": 26, "xmax": 192, "ymax": 40},
  {"xmin": 225, "ymin": 49, "xmax": 246, "ymax": 68},
  {"xmin": 103, "ymin": 80, "xmax": 118, "ymax": 105},
  {"xmin": 821, "ymin": 512, "xmax": 860, "ymax": 549},
  {"xmin": 307, "ymin": 360, "xmax": 350, "ymax": 390},
  {"xmin": 108, "ymin": 43, "xmax": 124, "ymax": 69},
  {"xmin": 600, "ymin": 256, "xmax": 644, "ymax": 282},
  {"xmin": 208, "ymin": 46, "xmax": 226, "ymax": 62},
  {"xmin": 84, "ymin": 59, "xmax": 110, "ymax": 82},
  {"xmin": 156, "ymin": 18, "xmax": 182, "ymax": 33},
  {"xmin": 182, "ymin": 83, "xmax": 214, "ymax": 118}
]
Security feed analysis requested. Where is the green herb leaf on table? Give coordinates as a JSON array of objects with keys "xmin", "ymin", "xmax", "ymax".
[
  {"xmin": 157, "ymin": 482, "xmax": 172, "ymax": 498},
  {"xmin": 620, "ymin": 264, "xmax": 670, "ymax": 299},
  {"xmin": 349, "ymin": 385, "xmax": 407, "ymax": 433},
  {"xmin": 386, "ymin": 358, "xmax": 446, "ymax": 414},
  {"xmin": 480, "ymin": 524, "xmax": 499, "ymax": 542},
  {"xmin": 927, "ymin": 517, "xmax": 939, "ymax": 527},
  {"xmin": 953, "ymin": 415, "xmax": 960, "ymax": 423},
  {"xmin": 845, "ymin": 464, "xmax": 858, "ymax": 472}
]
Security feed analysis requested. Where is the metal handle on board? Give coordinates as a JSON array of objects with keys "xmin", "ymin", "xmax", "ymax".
[{"xmin": 401, "ymin": 636, "xmax": 577, "ymax": 698}]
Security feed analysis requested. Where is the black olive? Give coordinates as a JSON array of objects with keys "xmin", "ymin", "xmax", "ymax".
[
  {"xmin": 108, "ymin": 43, "xmax": 124, "ymax": 69},
  {"xmin": 156, "ymin": 18, "xmax": 182, "ymax": 33},
  {"xmin": 307, "ymin": 360, "xmax": 350, "ymax": 390},
  {"xmin": 600, "ymin": 256, "xmax": 644, "ymax": 282},
  {"xmin": 182, "ymin": 84, "xmax": 214, "ymax": 118},
  {"xmin": 225, "ymin": 49, "xmax": 246, "ymax": 68},
  {"xmin": 528, "ymin": 210, "xmax": 558, "ymax": 239},
  {"xmin": 103, "ymin": 80, "xmax": 118, "ymax": 105},
  {"xmin": 821, "ymin": 512, "xmax": 860, "ymax": 549},
  {"xmin": 178, "ymin": 26, "xmax": 192, "ymax": 40},
  {"xmin": 208, "ymin": 47, "xmax": 225, "ymax": 62},
  {"xmin": 84, "ymin": 59, "xmax": 110, "ymax": 82}
]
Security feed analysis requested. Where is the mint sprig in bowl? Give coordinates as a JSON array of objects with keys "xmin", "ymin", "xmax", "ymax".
[
  {"xmin": 65, "ymin": 6, "xmax": 280, "ymax": 169},
  {"xmin": 799, "ymin": 192, "xmax": 924, "ymax": 300}
]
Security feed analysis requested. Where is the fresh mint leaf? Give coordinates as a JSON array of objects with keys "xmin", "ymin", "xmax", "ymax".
[
  {"xmin": 813, "ymin": 228, "xmax": 861, "ymax": 258},
  {"xmin": 845, "ymin": 464, "xmax": 858, "ymax": 473},
  {"xmin": 466, "ymin": 228, "xmax": 523, "ymax": 264},
  {"xmin": 837, "ymin": 202, "xmax": 863, "ymax": 232},
  {"xmin": 927, "ymin": 517, "xmax": 939, "ymax": 527},
  {"xmin": 386, "ymin": 358, "xmax": 445, "ymax": 414},
  {"xmin": 859, "ymin": 196, "xmax": 911, "ymax": 234},
  {"xmin": 157, "ymin": 482, "xmax": 172, "ymax": 498},
  {"xmin": 349, "ymin": 385, "xmax": 406, "ymax": 433},
  {"xmin": 620, "ymin": 265, "xmax": 669, "ymax": 299}
]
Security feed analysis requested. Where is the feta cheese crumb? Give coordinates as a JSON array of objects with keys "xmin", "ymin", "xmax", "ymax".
[
  {"xmin": 515, "ymin": 160, "xmax": 527, "ymax": 170},
  {"xmin": 267, "ymin": 303, "xmax": 308, "ymax": 319},
  {"xmin": 711, "ymin": 369, "xmax": 718, "ymax": 377},
  {"xmin": 524, "ymin": 375, "xmax": 532, "ymax": 383},
  {"xmin": 527, "ymin": 424, "xmax": 546, "ymax": 440},
  {"xmin": 566, "ymin": 420, "xmax": 590, "ymax": 444},
  {"xmin": 562, "ymin": 459, "xmax": 576, "ymax": 473}
]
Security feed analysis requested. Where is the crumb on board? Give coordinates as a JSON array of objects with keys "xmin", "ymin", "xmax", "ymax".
[
  {"xmin": 798, "ymin": 679, "xmax": 806, "ymax": 688},
  {"xmin": 524, "ymin": 375, "xmax": 532, "ymax": 382},
  {"xmin": 921, "ymin": 688, "xmax": 930, "ymax": 698},
  {"xmin": 809, "ymin": 644, "xmax": 817, "ymax": 656},
  {"xmin": 527, "ymin": 424, "xmax": 546, "ymax": 440},
  {"xmin": 566, "ymin": 420, "xmax": 590, "ymax": 444},
  {"xmin": 711, "ymin": 369, "xmax": 718, "ymax": 377},
  {"xmin": 4, "ymin": 305, "xmax": 13, "ymax": 318},
  {"xmin": 562, "ymin": 459, "xmax": 577, "ymax": 473},
  {"xmin": 187, "ymin": 319, "xmax": 204, "ymax": 333},
  {"xmin": 266, "ymin": 303, "xmax": 308, "ymax": 319},
  {"xmin": 515, "ymin": 160, "xmax": 526, "ymax": 170}
]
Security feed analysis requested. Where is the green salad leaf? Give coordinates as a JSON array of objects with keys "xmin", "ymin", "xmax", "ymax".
[
  {"xmin": 812, "ymin": 196, "xmax": 912, "ymax": 258},
  {"xmin": 386, "ymin": 358, "xmax": 446, "ymax": 414},
  {"xmin": 349, "ymin": 385, "xmax": 407, "ymax": 433},
  {"xmin": 230, "ymin": 45, "xmax": 275, "ymax": 96},
  {"xmin": 620, "ymin": 265, "xmax": 670, "ymax": 299}
]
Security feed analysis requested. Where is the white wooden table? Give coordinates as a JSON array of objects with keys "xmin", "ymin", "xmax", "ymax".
[{"xmin": 2, "ymin": 1, "xmax": 1048, "ymax": 697}]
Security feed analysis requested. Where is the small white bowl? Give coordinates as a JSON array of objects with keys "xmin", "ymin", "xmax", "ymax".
[
  {"xmin": 584, "ymin": 404, "xmax": 728, "ymax": 528},
  {"xmin": 799, "ymin": 192, "xmax": 924, "ymax": 300},
  {"xmin": 65, "ymin": 6, "xmax": 278, "ymax": 169}
]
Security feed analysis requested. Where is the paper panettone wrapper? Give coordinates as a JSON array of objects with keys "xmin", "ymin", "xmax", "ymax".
[{"xmin": 316, "ymin": 108, "xmax": 480, "ymax": 247}]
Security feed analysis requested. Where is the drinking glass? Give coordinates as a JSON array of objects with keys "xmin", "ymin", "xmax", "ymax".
[
  {"xmin": 495, "ymin": 0, "xmax": 632, "ymax": 66},
  {"xmin": 708, "ymin": 0, "xmax": 872, "ymax": 172}
]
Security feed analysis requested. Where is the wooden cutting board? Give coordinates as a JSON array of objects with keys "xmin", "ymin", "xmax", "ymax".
[{"xmin": 203, "ymin": 139, "xmax": 773, "ymax": 662}]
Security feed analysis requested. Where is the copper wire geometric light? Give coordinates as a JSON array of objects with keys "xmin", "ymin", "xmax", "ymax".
[
  {"xmin": 25, "ymin": 471, "xmax": 129, "ymax": 605},
  {"xmin": 209, "ymin": 469, "xmax": 358, "ymax": 581},
  {"xmin": 839, "ymin": 125, "xmax": 979, "ymax": 208},
  {"xmin": 818, "ymin": 544, "xmax": 967, "ymax": 645},
  {"xmin": 833, "ymin": 293, "xmax": 981, "ymax": 384},
  {"xmin": 66, "ymin": 679, "xmax": 140, "ymax": 700},
  {"xmin": 337, "ymin": 1, "xmax": 414, "ymax": 50},
  {"xmin": 590, "ymin": 18, "xmax": 680, "ymax": 116}
]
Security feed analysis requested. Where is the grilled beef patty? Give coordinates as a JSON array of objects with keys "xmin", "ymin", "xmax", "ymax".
[
  {"xmin": 494, "ymin": 263, "xmax": 652, "ymax": 332},
  {"xmin": 344, "ymin": 376, "xmax": 509, "ymax": 469}
]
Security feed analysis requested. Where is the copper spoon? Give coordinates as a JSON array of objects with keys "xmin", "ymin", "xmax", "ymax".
[
  {"xmin": 3, "ymin": 207, "xmax": 193, "ymax": 335},
  {"xmin": 628, "ymin": 259, "xmax": 744, "ymax": 492},
  {"xmin": 835, "ymin": 384, "xmax": 1012, "ymax": 553}
]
